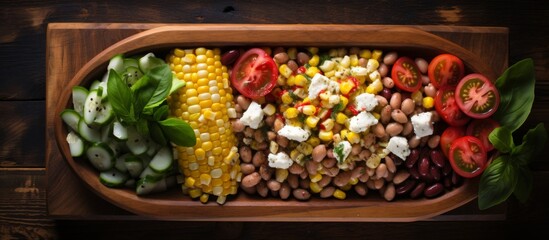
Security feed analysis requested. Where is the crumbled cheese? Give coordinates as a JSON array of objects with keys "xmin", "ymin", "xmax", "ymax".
[
  {"xmin": 348, "ymin": 111, "xmax": 378, "ymax": 133},
  {"xmin": 277, "ymin": 125, "xmax": 310, "ymax": 142},
  {"xmin": 308, "ymin": 73, "xmax": 339, "ymax": 99},
  {"xmin": 387, "ymin": 136, "xmax": 411, "ymax": 160},
  {"xmin": 268, "ymin": 152, "xmax": 293, "ymax": 169},
  {"xmin": 334, "ymin": 141, "xmax": 352, "ymax": 163},
  {"xmin": 411, "ymin": 112, "xmax": 434, "ymax": 138},
  {"xmin": 354, "ymin": 93, "xmax": 378, "ymax": 111},
  {"xmin": 239, "ymin": 101, "xmax": 264, "ymax": 129}
]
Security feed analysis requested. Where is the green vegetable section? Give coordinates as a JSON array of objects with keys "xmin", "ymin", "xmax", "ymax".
[{"xmin": 478, "ymin": 59, "xmax": 548, "ymax": 210}]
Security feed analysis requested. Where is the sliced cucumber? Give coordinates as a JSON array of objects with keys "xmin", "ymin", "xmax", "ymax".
[
  {"xmin": 99, "ymin": 169, "xmax": 128, "ymax": 187},
  {"xmin": 106, "ymin": 139, "xmax": 123, "ymax": 157},
  {"xmin": 93, "ymin": 100, "xmax": 114, "ymax": 126},
  {"xmin": 124, "ymin": 155, "xmax": 144, "ymax": 178},
  {"xmin": 112, "ymin": 121, "xmax": 128, "ymax": 141},
  {"xmin": 122, "ymin": 66, "xmax": 143, "ymax": 87},
  {"xmin": 138, "ymin": 53, "xmax": 164, "ymax": 74},
  {"xmin": 90, "ymin": 80, "xmax": 101, "ymax": 90},
  {"xmin": 139, "ymin": 166, "xmax": 163, "ymax": 179},
  {"xmin": 124, "ymin": 58, "xmax": 139, "ymax": 69},
  {"xmin": 83, "ymin": 90, "xmax": 102, "ymax": 125},
  {"xmin": 149, "ymin": 146, "xmax": 173, "ymax": 173},
  {"xmin": 107, "ymin": 54, "xmax": 125, "ymax": 75},
  {"xmin": 100, "ymin": 122, "xmax": 113, "ymax": 142},
  {"xmin": 125, "ymin": 178, "xmax": 136, "ymax": 187},
  {"xmin": 114, "ymin": 153, "xmax": 130, "ymax": 172},
  {"xmin": 78, "ymin": 118, "xmax": 101, "ymax": 143},
  {"xmin": 126, "ymin": 125, "xmax": 149, "ymax": 155},
  {"xmin": 66, "ymin": 131, "xmax": 85, "ymax": 157},
  {"xmin": 136, "ymin": 174, "xmax": 175, "ymax": 195},
  {"xmin": 86, "ymin": 142, "xmax": 115, "ymax": 171},
  {"xmin": 61, "ymin": 109, "xmax": 81, "ymax": 132},
  {"xmin": 72, "ymin": 86, "xmax": 89, "ymax": 115}
]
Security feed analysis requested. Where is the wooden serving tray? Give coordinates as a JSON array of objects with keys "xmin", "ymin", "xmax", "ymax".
[{"xmin": 46, "ymin": 23, "xmax": 508, "ymax": 221}]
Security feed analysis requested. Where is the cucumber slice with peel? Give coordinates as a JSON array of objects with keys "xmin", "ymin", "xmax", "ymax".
[
  {"xmin": 107, "ymin": 54, "xmax": 125, "ymax": 75},
  {"xmin": 83, "ymin": 90, "xmax": 101, "ymax": 125},
  {"xmin": 149, "ymin": 146, "xmax": 174, "ymax": 173},
  {"xmin": 72, "ymin": 86, "xmax": 88, "ymax": 115},
  {"xmin": 86, "ymin": 142, "xmax": 115, "ymax": 171},
  {"xmin": 66, "ymin": 131, "xmax": 85, "ymax": 157},
  {"xmin": 93, "ymin": 100, "xmax": 114, "ymax": 126},
  {"xmin": 112, "ymin": 121, "xmax": 128, "ymax": 141},
  {"xmin": 138, "ymin": 53, "xmax": 164, "ymax": 74},
  {"xmin": 136, "ymin": 174, "xmax": 176, "ymax": 195},
  {"xmin": 99, "ymin": 169, "xmax": 128, "ymax": 187},
  {"xmin": 126, "ymin": 125, "xmax": 149, "ymax": 155},
  {"xmin": 122, "ymin": 66, "xmax": 143, "ymax": 87},
  {"xmin": 124, "ymin": 58, "xmax": 139, "ymax": 69},
  {"xmin": 115, "ymin": 153, "xmax": 130, "ymax": 172},
  {"xmin": 78, "ymin": 118, "xmax": 101, "ymax": 143},
  {"xmin": 61, "ymin": 109, "xmax": 81, "ymax": 132},
  {"xmin": 124, "ymin": 155, "xmax": 144, "ymax": 178}
]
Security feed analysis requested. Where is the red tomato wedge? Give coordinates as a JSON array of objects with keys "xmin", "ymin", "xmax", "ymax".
[
  {"xmin": 434, "ymin": 86, "xmax": 471, "ymax": 127},
  {"xmin": 230, "ymin": 48, "xmax": 278, "ymax": 99},
  {"xmin": 455, "ymin": 73, "xmax": 500, "ymax": 119},
  {"xmin": 449, "ymin": 136, "xmax": 488, "ymax": 178},
  {"xmin": 466, "ymin": 118, "xmax": 500, "ymax": 152},
  {"xmin": 440, "ymin": 126, "xmax": 466, "ymax": 158},
  {"xmin": 391, "ymin": 57, "xmax": 422, "ymax": 92},
  {"xmin": 428, "ymin": 54, "xmax": 465, "ymax": 88}
]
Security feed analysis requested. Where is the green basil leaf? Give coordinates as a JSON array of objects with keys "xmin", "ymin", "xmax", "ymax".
[
  {"xmin": 158, "ymin": 118, "xmax": 196, "ymax": 147},
  {"xmin": 148, "ymin": 121, "xmax": 167, "ymax": 146},
  {"xmin": 135, "ymin": 118, "xmax": 149, "ymax": 137},
  {"xmin": 132, "ymin": 75, "xmax": 154, "ymax": 118},
  {"xmin": 169, "ymin": 73, "xmax": 186, "ymax": 96},
  {"xmin": 143, "ymin": 64, "xmax": 173, "ymax": 110},
  {"xmin": 153, "ymin": 104, "xmax": 169, "ymax": 121},
  {"xmin": 512, "ymin": 123, "xmax": 548, "ymax": 165},
  {"xmin": 492, "ymin": 59, "xmax": 535, "ymax": 132},
  {"xmin": 488, "ymin": 126, "xmax": 514, "ymax": 153},
  {"xmin": 106, "ymin": 69, "xmax": 135, "ymax": 123},
  {"xmin": 478, "ymin": 155, "xmax": 518, "ymax": 210},
  {"xmin": 513, "ymin": 166, "xmax": 533, "ymax": 203}
]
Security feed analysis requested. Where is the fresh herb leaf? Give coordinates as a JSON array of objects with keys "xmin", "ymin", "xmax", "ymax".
[
  {"xmin": 153, "ymin": 104, "xmax": 169, "ymax": 121},
  {"xmin": 158, "ymin": 118, "xmax": 196, "ymax": 147},
  {"xmin": 149, "ymin": 121, "xmax": 167, "ymax": 146},
  {"xmin": 478, "ymin": 155, "xmax": 518, "ymax": 210},
  {"xmin": 107, "ymin": 69, "xmax": 136, "ymax": 123},
  {"xmin": 513, "ymin": 166, "xmax": 533, "ymax": 203},
  {"xmin": 132, "ymin": 75, "xmax": 153, "ymax": 118},
  {"xmin": 143, "ymin": 64, "xmax": 173, "ymax": 111},
  {"xmin": 169, "ymin": 73, "xmax": 185, "ymax": 95},
  {"xmin": 488, "ymin": 126, "xmax": 514, "ymax": 154},
  {"xmin": 135, "ymin": 118, "xmax": 149, "ymax": 137},
  {"xmin": 491, "ymin": 59, "xmax": 535, "ymax": 132},
  {"xmin": 511, "ymin": 123, "xmax": 548, "ymax": 165}
]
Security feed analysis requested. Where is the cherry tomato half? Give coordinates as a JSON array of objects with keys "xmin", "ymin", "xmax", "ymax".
[
  {"xmin": 428, "ymin": 54, "xmax": 465, "ymax": 88},
  {"xmin": 434, "ymin": 86, "xmax": 471, "ymax": 127},
  {"xmin": 466, "ymin": 118, "xmax": 500, "ymax": 152},
  {"xmin": 455, "ymin": 73, "xmax": 500, "ymax": 119},
  {"xmin": 449, "ymin": 136, "xmax": 488, "ymax": 178},
  {"xmin": 440, "ymin": 126, "xmax": 466, "ymax": 158},
  {"xmin": 230, "ymin": 48, "xmax": 278, "ymax": 99},
  {"xmin": 391, "ymin": 56, "xmax": 423, "ymax": 92}
]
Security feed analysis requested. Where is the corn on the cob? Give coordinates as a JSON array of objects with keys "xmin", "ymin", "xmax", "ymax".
[{"xmin": 167, "ymin": 47, "xmax": 240, "ymax": 204}]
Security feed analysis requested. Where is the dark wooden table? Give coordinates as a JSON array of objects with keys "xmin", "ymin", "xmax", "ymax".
[{"xmin": 1, "ymin": 1, "xmax": 548, "ymax": 239}]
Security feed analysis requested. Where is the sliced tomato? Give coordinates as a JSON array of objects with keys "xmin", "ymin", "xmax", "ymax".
[
  {"xmin": 230, "ymin": 48, "xmax": 278, "ymax": 99},
  {"xmin": 391, "ymin": 57, "xmax": 422, "ymax": 92},
  {"xmin": 440, "ymin": 126, "xmax": 466, "ymax": 158},
  {"xmin": 449, "ymin": 136, "xmax": 488, "ymax": 178},
  {"xmin": 455, "ymin": 73, "xmax": 500, "ymax": 119},
  {"xmin": 466, "ymin": 118, "xmax": 500, "ymax": 152},
  {"xmin": 428, "ymin": 54, "xmax": 464, "ymax": 88},
  {"xmin": 435, "ymin": 86, "xmax": 470, "ymax": 127}
]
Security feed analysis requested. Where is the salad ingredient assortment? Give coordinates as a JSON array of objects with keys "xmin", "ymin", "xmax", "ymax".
[{"xmin": 61, "ymin": 45, "xmax": 546, "ymax": 209}]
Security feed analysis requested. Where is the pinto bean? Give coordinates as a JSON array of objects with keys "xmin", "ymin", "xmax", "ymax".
[
  {"xmin": 273, "ymin": 118, "xmax": 284, "ymax": 132},
  {"xmin": 374, "ymin": 178, "xmax": 385, "ymax": 189},
  {"xmin": 236, "ymin": 95, "xmax": 251, "ymax": 110},
  {"xmin": 256, "ymin": 181, "xmax": 269, "ymax": 197},
  {"xmin": 259, "ymin": 164, "xmax": 274, "ymax": 181},
  {"xmin": 320, "ymin": 186, "xmax": 336, "ymax": 198},
  {"xmin": 401, "ymin": 98, "xmax": 415, "ymax": 115},
  {"xmin": 351, "ymin": 143, "xmax": 362, "ymax": 155},
  {"xmin": 296, "ymin": 52, "xmax": 310, "ymax": 65},
  {"xmin": 287, "ymin": 60, "xmax": 298, "ymax": 72},
  {"xmin": 273, "ymin": 52, "xmax": 289, "ymax": 64},
  {"xmin": 383, "ymin": 51, "xmax": 398, "ymax": 65},
  {"xmin": 384, "ymin": 183, "xmax": 396, "ymax": 201},
  {"xmin": 279, "ymin": 182, "xmax": 291, "ymax": 199},
  {"xmin": 293, "ymin": 188, "xmax": 311, "ymax": 200},
  {"xmin": 252, "ymin": 151, "xmax": 266, "ymax": 167},
  {"xmin": 267, "ymin": 131, "xmax": 277, "ymax": 141},
  {"xmin": 373, "ymin": 123, "xmax": 386, "ymax": 138},
  {"xmin": 390, "ymin": 92, "xmax": 402, "ymax": 110},
  {"xmin": 379, "ymin": 63, "xmax": 389, "ymax": 78},
  {"xmin": 354, "ymin": 183, "xmax": 368, "ymax": 196},
  {"xmin": 231, "ymin": 120, "xmax": 245, "ymax": 133},
  {"xmin": 385, "ymin": 122, "xmax": 404, "ymax": 136},
  {"xmin": 333, "ymin": 170, "xmax": 352, "ymax": 187},
  {"xmin": 392, "ymin": 170, "xmax": 411, "ymax": 185},
  {"xmin": 276, "ymin": 135, "xmax": 289, "ymax": 148},
  {"xmin": 428, "ymin": 135, "xmax": 440, "ymax": 149},
  {"xmin": 385, "ymin": 156, "xmax": 397, "ymax": 173},
  {"xmin": 424, "ymin": 83, "xmax": 437, "ymax": 97},
  {"xmin": 408, "ymin": 136, "xmax": 421, "ymax": 148},
  {"xmin": 240, "ymin": 163, "xmax": 256, "ymax": 175},
  {"xmin": 287, "ymin": 173, "xmax": 299, "ymax": 189},
  {"xmin": 359, "ymin": 149, "xmax": 372, "ymax": 160},
  {"xmin": 415, "ymin": 57, "xmax": 428, "ymax": 74},
  {"xmin": 382, "ymin": 76, "xmax": 394, "ymax": 88},
  {"xmin": 254, "ymin": 130, "xmax": 265, "ymax": 143},
  {"xmin": 376, "ymin": 163, "xmax": 388, "ymax": 179},
  {"xmin": 318, "ymin": 175, "xmax": 332, "ymax": 188},
  {"xmin": 380, "ymin": 105, "xmax": 393, "ymax": 124},
  {"xmin": 240, "ymin": 185, "xmax": 256, "ymax": 195},
  {"xmin": 375, "ymin": 95, "xmax": 389, "ymax": 108},
  {"xmin": 288, "ymin": 162, "xmax": 305, "ymax": 175},
  {"xmin": 239, "ymin": 146, "xmax": 252, "ymax": 163},
  {"xmin": 305, "ymin": 160, "xmax": 319, "ymax": 175},
  {"xmin": 402, "ymin": 121, "xmax": 414, "ymax": 136},
  {"xmin": 265, "ymin": 115, "xmax": 275, "ymax": 127},
  {"xmin": 241, "ymin": 172, "xmax": 261, "ymax": 188},
  {"xmin": 312, "ymin": 144, "xmax": 327, "ymax": 162},
  {"xmin": 267, "ymin": 179, "xmax": 281, "ymax": 191},
  {"xmin": 391, "ymin": 109, "xmax": 408, "ymax": 123}
]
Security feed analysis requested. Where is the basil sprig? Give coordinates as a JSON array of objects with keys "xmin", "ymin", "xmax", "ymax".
[
  {"xmin": 107, "ymin": 58, "xmax": 195, "ymax": 147},
  {"xmin": 478, "ymin": 59, "xmax": 548, "ymax": 210}
]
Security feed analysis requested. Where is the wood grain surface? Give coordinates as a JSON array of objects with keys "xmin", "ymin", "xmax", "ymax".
[{"xmin": 2, "ymin": 1, "xmax": 549, "ymax": 239}]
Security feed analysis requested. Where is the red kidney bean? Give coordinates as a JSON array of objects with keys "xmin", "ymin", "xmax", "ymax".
[
  {"xmin": 430, "ymin": 149, "xmax": 446, "ymax": 168},
  {"xmin": 221, "ymin": 49, "xmax": 240, "ymax": 65},
  {"xmin": 430, "ymin": 166, "xmax": 441, "ymax": 181},
  {"xmin": 418, "ymin": 157, "xmax": 431, "ymax": 178},
  {"xmin": 424, "ymin": 183, "xmax": 444, "ymax": 198},
  {"xmin": 409, "ymin": 167, "xmax": 420, "ymax": 180},
  {"xmin": 380, "ymin": 88, "xmax": 392, "ymax": 102},
  {"xmin": 396, "ymin": 179, "xmax": 416, "ymax": 195},
  {"xmin": 443, "ymin": 177, "xmax": 452, "ymax": 189},
  {"xmin": 451, "ymin": 171, "xmax": 463, "ymax": 187},
  {"xmin": 405, "ymin": 149, "xmax": 420, "ymax": 168},
  {"xmin": 410, "ymin": 182, "xmax": 426, "ymax": 199},
  {"xmin": 442, "ymin": 162, "xmax": 452, "ymax": 176}
]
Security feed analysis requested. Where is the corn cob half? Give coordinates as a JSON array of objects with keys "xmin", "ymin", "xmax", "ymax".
[{"xmin": 167, "ymin": 48, "xmax": 241, "ymax": 204}]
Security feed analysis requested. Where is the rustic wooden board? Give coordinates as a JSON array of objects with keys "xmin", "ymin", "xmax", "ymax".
[{"xmin": 46, "ymin": 23, "xmax": 508, "ymax": 220}]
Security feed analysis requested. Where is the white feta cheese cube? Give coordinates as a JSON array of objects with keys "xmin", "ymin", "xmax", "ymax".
[
  {"xmin": 355, "ymin": 93, "xmax": 378, "ymax": 111},
  {"xmin": 387, "ymin": 136, "xmax": 411, "ymax": 160},
  {"xmin": 348, "ymin": 111, "xmax": 378, "ymax": 133},
  {"xmin": 277, "ymin": 125, "xmax": 310, "ymax": 142},
  {"xmin": 268, "ymin": 152, "xmax": 293, "ymax": 169},
  {"xmin": 239, "ymin": 101, "xmax": 264, "ymax": 129},
  {"xmin": 334, "ymin": 141, "xmax": 352, "ymax": 163},
  {"xmin": 308, "ymin": 73, "xmax": 339, "ymax": 99},
  {"xmin": 411, "ymin": 112, "xmax": 434, "ymax": 138}
]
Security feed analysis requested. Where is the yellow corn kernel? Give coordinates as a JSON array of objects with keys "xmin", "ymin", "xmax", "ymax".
[
  {"xmin": 286, "ymin": 75, "xmax": 295, "ymax": 86},
  {"xmin": 290, "ymin": 149, "xmax": 301, "ymax": 160},
  {"xmin": 346, "ymin": 132, "xmax": 360, "ymax": 144},
  {"xmin": 279, "ymin": 64, "xmax": 293, "ymax": 78},
  {"xmin": 340, "ymin": 129, "xmax": 348, "ymax": 140},
  {"xmin": 366, "ymin": 59, "xmax": 380, "ymax": 73},
  {"xmin": 296, "ymin": 142, "xmax": 313, "ymax": 155},
  {"xmin": 349, "ymin": 177, "xmax": 359, "ymax": 185},
  {"xmin": 281, "ymin": 92, "xmax": 293, "ymax": 104},
  {"xmin": 412, "ymin": 90, "xmax": 423, "ymax": 105},
  {"xmin": 324, "ymin": 70, "xmax": 336, "ymax": 78},
  {"xmin": 284, "ymin": 107, "xmax": 299, "ymax": 119},
  {"xmin": 189, "ymin": 189, "xmax": 202, "ymax": 199},
  {"xmin": 305, "ymin": 116, "xmax": 320, "ymax": 128},
  {"xmin": 319, "ymin": 130, "xmax": 334, "ymax": 142},
  {"xmin": 310, "ymin": 173, "xmax": 323, "ymax": 183},
  {"xmin": 309, "ymin": 55, "xmax": 320, "ymax": 67},
  {"xmin": 301, "ymin": 105, "xmax": 316, "ymax": 116},
  {"xmin": 294, "ymin": 74, "xmax": 309, "ymax": 87},
  {"xmin": 335, "ymin": 113, "xmax": 348, "ymax": 124},
  {"xmin": 275, "ymin": 168, "xmax": 289, "ymax": 182},
  {"xmin": 340, "ymin": 183, "xmax": 352, "ymax": 191},
  {"xmin": 372, "ymin": 49, "xmax": 383, "ymax": 61},
  {"xmin": 321, "ymin": 118, "xmax": 334, "ymax": 131},
  {"xmin": 333, "ymin": 189, "xmax": 347, "ymax": 200},
  {"xmin": 359, "ymin": 49, "xmax": 372, "ymax": 59},
  {"xmin": 309, "ymin": 181, "xmax": 322, "ymax": 193},
  {"xmin": 308, "ymin": 47, "xmax": 319, "ymax": 55},
  {"xmin": 199, "ymin": 193, "xmax": 209, "ymax": 203},
  {"xmin": 372, "ymin": 112, "xmax": 381, "ymax": 120},
  {"xmin": 339, "ymin": 80, "xmax": 355, "ymax": 95},
  {"xmin": 185, "ymin": 177, "xmax": 196, "ymax": 188},
  {"xmin": 306, "ymin": 66, "xmax": 320, "ymax": 78},
  {"xmin": 263, "ymin": 103, "xmax": 276, "ymax": 116},
  {"xmin": 339, "ymin": 95, "xmax": 349, "ymax": 108},
  {"xmin": 423, "ymin": 96, "xmax": 434, "ymax": 109},
  {"xmin": 307, "ymin": 136, "xmax": 321, "ymax": 147}
]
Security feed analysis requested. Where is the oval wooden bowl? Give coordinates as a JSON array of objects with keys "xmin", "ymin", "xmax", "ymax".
[{"xmin": 54, "ymin": 24, "xmax": 492, "ymax": 221}]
